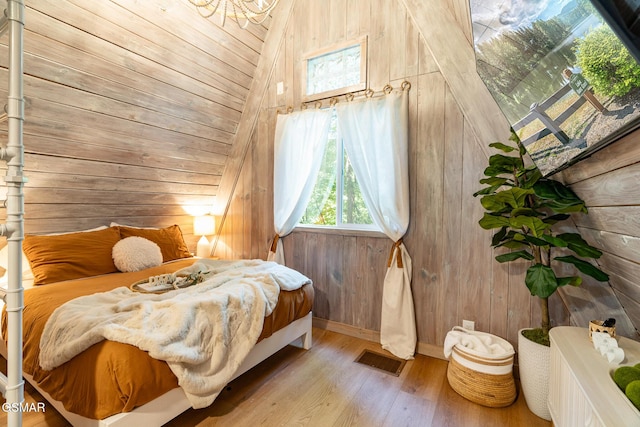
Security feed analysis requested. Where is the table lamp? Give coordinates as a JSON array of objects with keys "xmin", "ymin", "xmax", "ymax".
[{"xmin": 193, "ymin": 215, "xmax": 215, "ymax": 258}]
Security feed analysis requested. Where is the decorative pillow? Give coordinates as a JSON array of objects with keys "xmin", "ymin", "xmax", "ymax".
[
  {"xmin": 23, "ymin": 227, "xmax": 122, "ymax": 286},
  {"xmin": 0, "ymin": 225, "xmax": 108, "ymax": 288},
  {"xmin": 112, "ymin": 237, "xmax": 163, "ymax": 272},
  {"xmin": 116, "ymin": 224, "xmax": 192, "ymax": 262}
]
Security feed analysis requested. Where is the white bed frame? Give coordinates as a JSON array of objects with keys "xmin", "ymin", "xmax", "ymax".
[{"xmin": 0, "ymin": 311, "xmax": 312, "ymax": 427}]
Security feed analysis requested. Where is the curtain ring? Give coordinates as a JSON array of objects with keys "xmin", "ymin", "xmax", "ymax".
[
  {"xmin": 345, "ymin": 93, "xmax": 355, "ymax": 102},
  {"xmin": 315, "ymin": 101, "xmax": 323, "ymax": 109},
  {"xmin": 383, "ymin": 84, "xmax": 393, "ymax": 94},
  {"xmin": 286, "ymin": 106, "xmax": 293, "ymax": 114},
  {"xmin": 401, "ymin": 80, "xmax": 411, "ymax": 91},
  {"xmin": 301, "ymin": 103, "xmax": 308, "ymax": 110},
  {"xmin": 329, "ymin": 97, "xmax": 338, "ymax": 106},
  {"xmin": 365, "ymin": 88, "xmax": 374, "ymax": 98}
]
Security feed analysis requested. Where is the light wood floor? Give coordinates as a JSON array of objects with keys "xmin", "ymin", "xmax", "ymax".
[{"xmin": 1, "ymin": 328, "xmax": 551, "ymax": 427}]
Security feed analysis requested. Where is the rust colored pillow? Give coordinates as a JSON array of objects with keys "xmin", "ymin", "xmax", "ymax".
[
  {"xmin": 23, "ymin": 227, "xmax": 122, "ymax": 286},
  {"xmin": 116, "ymin": 224, "xmax": 192, "ymax": 262}
]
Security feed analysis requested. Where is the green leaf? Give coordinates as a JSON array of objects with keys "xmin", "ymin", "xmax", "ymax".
[
  {"xmin": 509, "ymin": 216, "xmax": 550, "ymax": 237},
  {"xmin": 511, "ymin": 208, "xmax": 538, "ymax": 217},
  {"xmin": 491, "ymin": 227, "xmax": 508, "ymax": 246},
  {"xmin": 567, "ymin": 242, "xmax": 602, "ymax": 258},
  {"xmin": 473, "ymin": 184, "xmax": 503, "ymax": 197},
  {"xmin": 494, "ymin": 187, "xmax": 533, "ymax": 209},
  {"xmin": 545, "ymin": 200, "xmax": 588, "ymax": 214},
  {"xmin": 523, "ymin": 234, "xmax": 549, "ymax": 247},
  {"xmin": 511, "ymin": 231, "xmax": 526, "ymax": 241},
  {"xmin": 496, "ymin": 250, "xmax": 534, "ymax": 263},
  {"xmin": 545, "ymin": 213, "xmax": 571, "ymax": 224},
  {"xmin": 498, "ymin": 240, "xmax": 530, "ymax": 249},
  {"xmin": 517, "ymin": 167, "xmax": 543, "ymax": 189},
  {"xmin": 557, "ymin": 233, "xmax": 604, "ymax": 258},
  {"xmin": 526, "ymin": 264, "xmax": 559, "ymax": 298},
  {"xmin": 508, "ymin": 130, "xmax": 527, "ymax": 156},
  {"xmin": 484, "ymin": 154, "xmax": 523, "ymax": 176},
  {"xmin": 479, "ymin": 213, "xmax": 510, "ymax": 230},
  {"xmin": 494, "ymin": 231, "xmax": 529, "ymax": 248},
  {"xmin": 489, "ymin": 142, "xmax": 516, "ymax": 152},
  {"xmin": 533, "ymin": 180, "xmax": 587, "ymax": 213},
  {"xmin": 555, "ymin": 233, "xmax": 585, "ymax": 243},
  {"xmin": 480, "ymin": 194, "xmax": 508, "ymax": 212},
  {"xmin": 557, "ymin": 276, "xmax": 582, "ymax": 287},
  {"xmin": 554, "ymin": 256, "xmax": 610, "ymax": 281},
  {"xmin": 479, "ymin": 177, "xmax": 509, "ymax": 186},
  {"xmin": 541, "ymin": 234, "xmax": 568, "ymax": 247}
]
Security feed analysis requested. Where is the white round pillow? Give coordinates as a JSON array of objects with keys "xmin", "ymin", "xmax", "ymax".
[{"xmin": 112, "ymin": 236, "xmax": 163, "ymax": 272}]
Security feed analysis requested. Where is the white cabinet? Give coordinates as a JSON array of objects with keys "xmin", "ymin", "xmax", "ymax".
[{"xmin": 549, "ymin": 326, "xmax": 640, "ymax": 427}]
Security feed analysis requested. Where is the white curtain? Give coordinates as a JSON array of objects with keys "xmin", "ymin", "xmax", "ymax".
[
  {"xmin": 335, "ymin": 88, "xmax": 415, "ymax": 360},
  {"xmin": 268, "ymin": 109, "xmax": 332, "ymax": 264}
]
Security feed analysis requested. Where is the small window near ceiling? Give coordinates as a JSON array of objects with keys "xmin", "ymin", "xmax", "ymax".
[{"xmin": 303, "ymin": 37, "xmax": 367, "ymax": 102}]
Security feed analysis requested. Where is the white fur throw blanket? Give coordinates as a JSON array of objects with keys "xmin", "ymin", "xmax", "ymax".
[{"xmin": 38, "ymin": 259, "xmax": 311, "ymax": 409}]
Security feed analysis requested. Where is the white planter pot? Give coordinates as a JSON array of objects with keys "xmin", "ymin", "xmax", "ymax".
[{"xmin": 518, "ymin": 328, "xmax": 552, "ymax": 421}]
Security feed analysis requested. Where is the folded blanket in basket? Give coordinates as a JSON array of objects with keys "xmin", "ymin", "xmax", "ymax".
[{"xmin": 443, "ymin": 327, "xmax": 513, "ymax": 359}]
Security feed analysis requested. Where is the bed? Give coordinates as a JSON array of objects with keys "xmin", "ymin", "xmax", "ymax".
[{"xmin": 0, "ymin": 224, "xmax": 314, "ymax": 427}]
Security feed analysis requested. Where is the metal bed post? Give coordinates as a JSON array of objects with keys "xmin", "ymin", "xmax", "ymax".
[{"xmin": 0, "ymin": 1, "xmax": 26, "ymax": 426}]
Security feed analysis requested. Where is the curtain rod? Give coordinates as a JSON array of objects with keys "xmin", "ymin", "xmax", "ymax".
[{"xmin": 277, "ymin": 80, "xmax": 411, "ymax": 115}]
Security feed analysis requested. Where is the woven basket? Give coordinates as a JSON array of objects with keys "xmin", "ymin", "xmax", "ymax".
[
  {"xmin": 446, "ymin": 338, "xmax": 516, "ymax": 408},
  {"xmin": 589, "ymin": 319, "xmax": 616, "ymax": 341}
]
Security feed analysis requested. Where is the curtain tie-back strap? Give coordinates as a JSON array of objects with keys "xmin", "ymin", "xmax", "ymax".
[
  {"xmin": 270, "ymin": 234, "xmax": 280, "ymax": 253},
  {"xmin": 387, "ymin": 238, "xmax": 404, "ymax": 268}
]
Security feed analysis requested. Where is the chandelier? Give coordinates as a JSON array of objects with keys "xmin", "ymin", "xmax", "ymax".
[{"xmin": 188, "ymin": 0, "xmax": 280, "ymax": 28}]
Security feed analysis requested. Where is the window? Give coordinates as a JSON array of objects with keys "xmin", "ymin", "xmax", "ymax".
[
  {"xmin": 302, "ymin": 37, "xmax": 367, "ymax": 102},
  {"xmin": 298, "ymin": 38, "xmax": 376, "ymax": 230},
  {"xmin": 299, "ymin": 110, "xmax": 375, "ymax": 228}
]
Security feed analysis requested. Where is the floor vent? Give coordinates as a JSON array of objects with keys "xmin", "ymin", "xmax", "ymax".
[{"xmin": 355, "ymin": 349, "xmax": 406, "ymax": 376}]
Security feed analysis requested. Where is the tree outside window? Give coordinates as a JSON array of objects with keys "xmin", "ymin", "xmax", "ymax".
[{"xmin": 299, "ymin": 110, "xmax": 374, "ymax": 228}]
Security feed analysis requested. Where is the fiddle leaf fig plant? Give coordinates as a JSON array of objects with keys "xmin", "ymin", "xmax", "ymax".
[{"xmin": 474, "ymin": 132, "xmax": 609, "ymax": 346}]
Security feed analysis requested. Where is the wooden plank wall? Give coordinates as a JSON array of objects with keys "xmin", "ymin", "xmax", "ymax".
[
  {"xmin": 559, "ymin": 130, "xmax": 640, "ymax": 334},
  {"xmin": 215, "ymin": 0, "xmax": 567, "ymax": 350},
  {"xmin": 0, "ymin": 0, "xmax": 266, "ymax": 250}
]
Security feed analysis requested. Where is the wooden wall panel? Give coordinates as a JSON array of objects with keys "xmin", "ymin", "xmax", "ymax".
[
  {"xmin": 459, "ymin": 122, "xmax": 497, "ymax": 336},
  {"xmin": 0, "ymin": 1, "xmax": 266, "ymax": 253},
  {"xmin": 436, "ymin": 84, "xmax": 464, "ymax": 344},
  {"xmin": 412, "ymin": 72, "xmax": 446, "ymax": 345},
  {"xmin": 216, "ymin": 0, "xmax": 590, "ymax": 350},
  {"xmin": 558, "ymin": 122, "xmax": 640, "ymax": 334},
  {"xmin": 558, "ymin": 126, "xmax": 640, "ymax": 336}
]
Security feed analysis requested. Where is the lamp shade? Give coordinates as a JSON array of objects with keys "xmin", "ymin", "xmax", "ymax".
[{"xmin": 193, "ymin": 215, "xmax": 215, "ymax": 236}]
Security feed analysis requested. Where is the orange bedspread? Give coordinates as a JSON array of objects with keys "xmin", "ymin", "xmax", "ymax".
[{"xmin": 2, "ymin": 259, "xmax": 313, "ymax": 420}]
